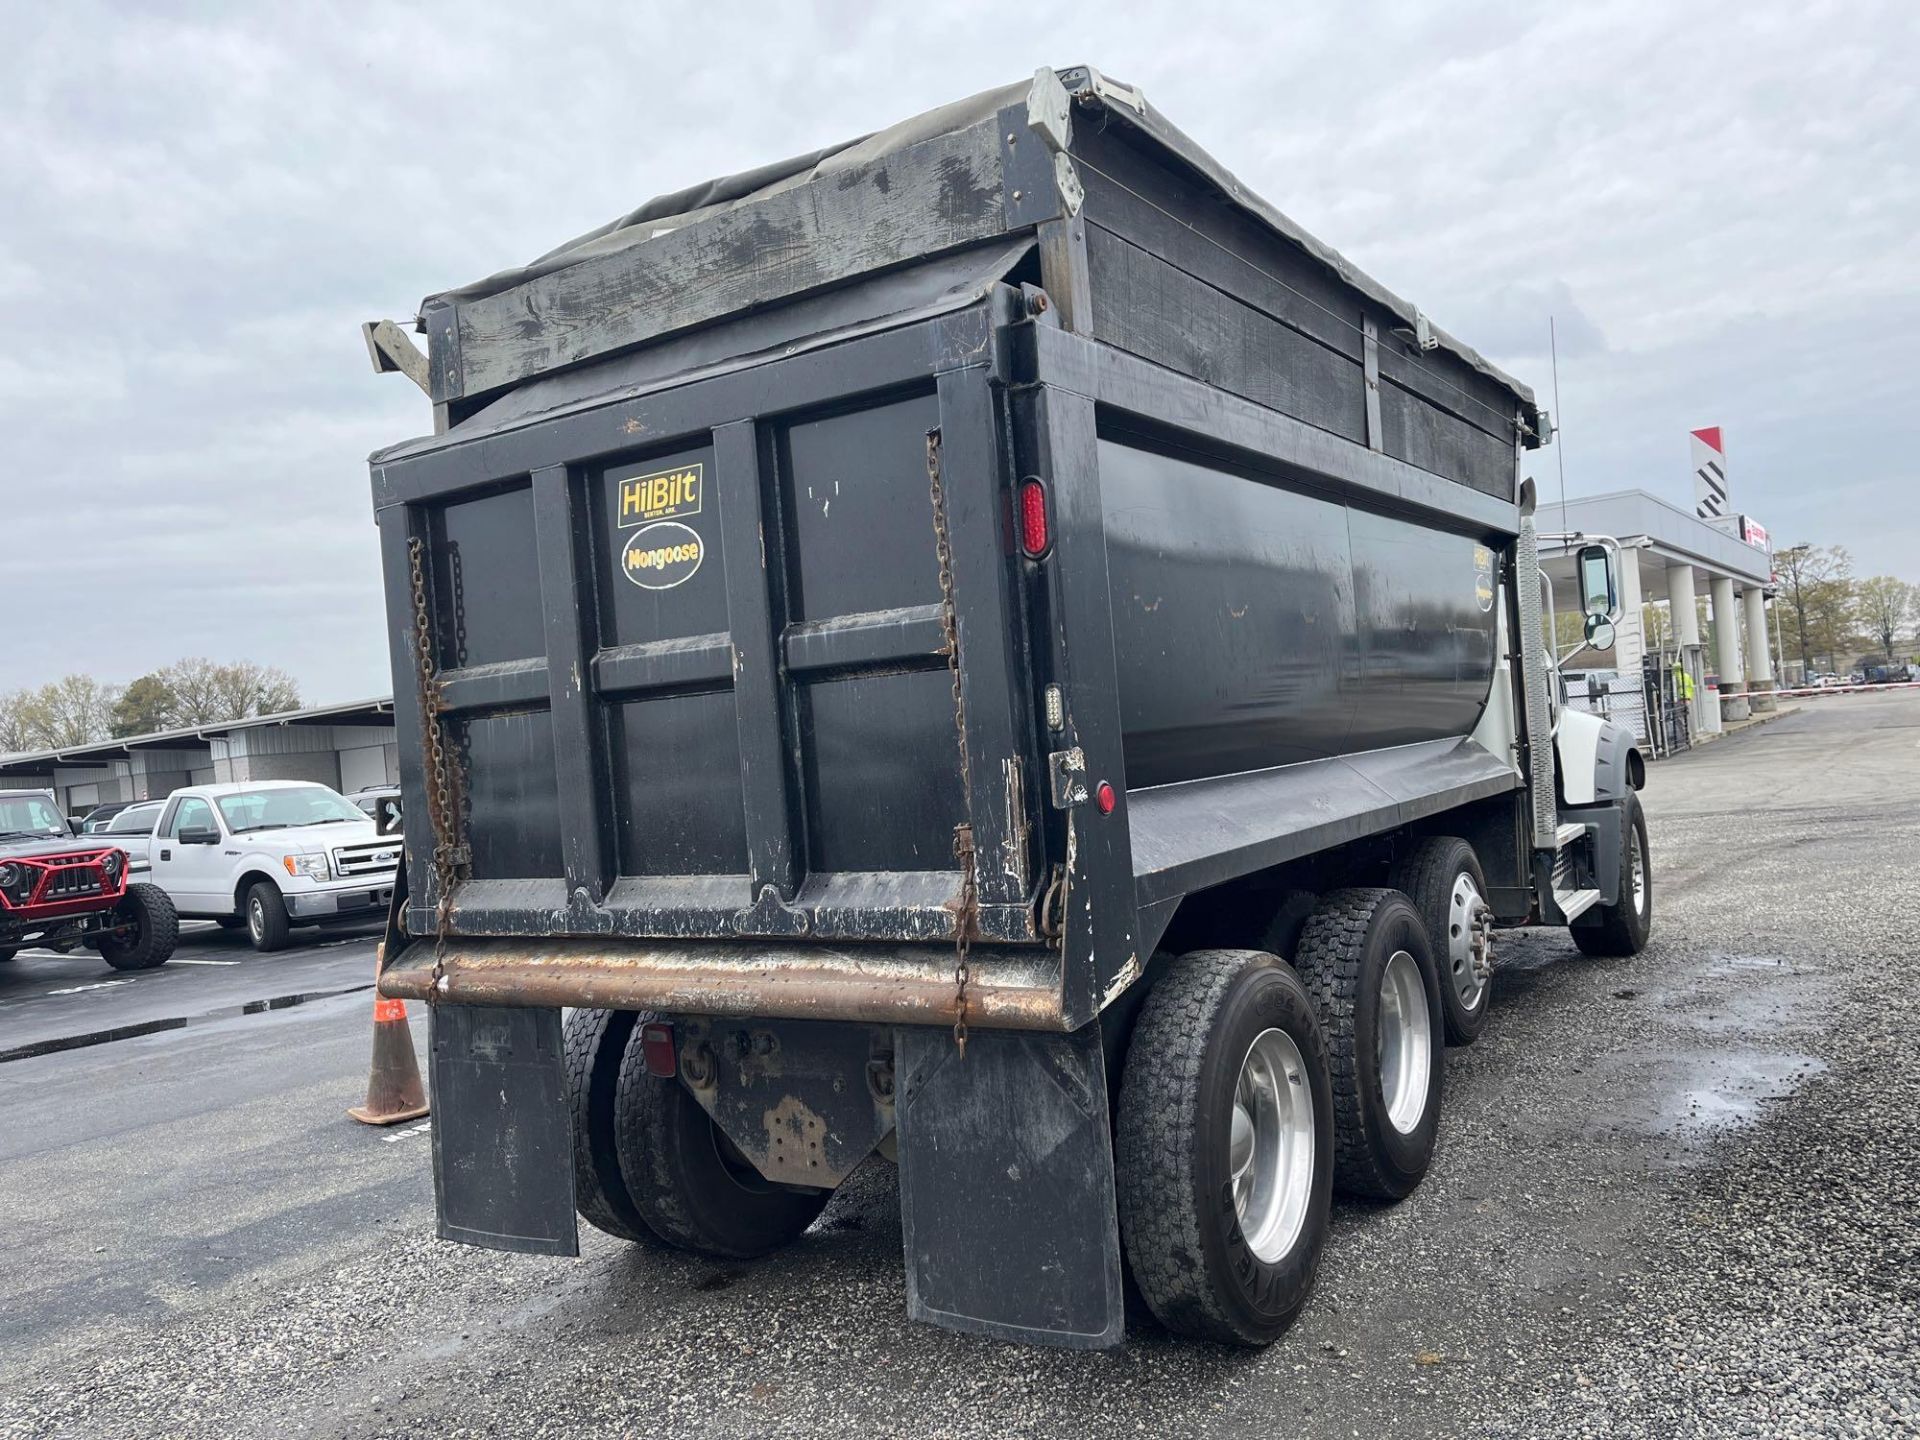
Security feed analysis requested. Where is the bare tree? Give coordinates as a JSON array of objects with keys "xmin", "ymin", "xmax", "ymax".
[
  {"xmin": 160, "ymin": 657, "xmax": 227, "ymax": 725},
  {"xmin": 5, "ymin": 675, "xmax": 123, "ymax": 749},
  {"xmin": 1856, "ymin": 576, "xmax": 1918, "ymax": 663},
  {"xmin": 0, "ymin": 691, "xmax": 36, "ymax": 753},
  {"xmin": 158, "ymin": 658, "xmax": 300, "ymax": 725},
  {"xmin": 1773, "ymin": 545, "xmax": 1853, "ymax": 674},
  {"xmin": 210, "ymin": 661, "xmax": 300, "ymax": 719}
]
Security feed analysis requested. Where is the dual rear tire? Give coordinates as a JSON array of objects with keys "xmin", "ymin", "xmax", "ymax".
[
  {"xmin": 563, "ymin": 1008, "xmax": 828, "ymax": 1259},
  {"xmin": 1118, "ymin": 888, "xmax": 1447, "ymax": 1345}
]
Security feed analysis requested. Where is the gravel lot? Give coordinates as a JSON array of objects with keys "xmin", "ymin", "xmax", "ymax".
[{"xmin": 2, "ymin": 692, "xmax": 1915, "ymax": 1439}]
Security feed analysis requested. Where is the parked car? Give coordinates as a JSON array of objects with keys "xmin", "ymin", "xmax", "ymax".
[
  {"xmin": 0, "ymin": 790, "xmax": 177, "ymax": 970},
  {"xmin": 79, "ymin": 800, "xmax": 143, "ymax": 834},
  {"xmin": 99, "ymin": 802, "xmax": 165, "ymax": 874},
  {"xmin": 132, "ymin": 781, "xmax": 399, "ymax": 952},
  {"xmin": 101, "ymin": 800, "xmax": 164, "ymax": 836},
  {"xmin": 350, "ymin": 786, "xmax": 403, "ymax": 836}
]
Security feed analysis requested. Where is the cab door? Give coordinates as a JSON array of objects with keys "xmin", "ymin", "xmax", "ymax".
[{"xmin": 152, "ymin": 795, "xmax": 227, "ymax": 914}]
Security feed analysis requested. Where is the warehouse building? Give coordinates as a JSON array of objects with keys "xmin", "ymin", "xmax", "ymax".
[{"xmin": 0, "ymin": 698, "xmax": 397, "ymax": 815}]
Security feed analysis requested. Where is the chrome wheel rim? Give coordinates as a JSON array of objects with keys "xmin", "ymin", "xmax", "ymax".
[
  {"xmin": 1629, "ymin": 827, "xmax": 1647, "ymax": 915},
  {"xmin": 248, "ymin": 897, "xmax": 264, "ymax": 941},
  {"xmin": 1377, "ymin": 951, "xmax": 1433, "ymax": 1134},
  {"xmin": 1229, "ymin": 1027, "xmax": 1316, "ymax": 1264},
  {"xmin": 1445, "ymin": 872, "xmax": 1489, "ymax": 1013}
]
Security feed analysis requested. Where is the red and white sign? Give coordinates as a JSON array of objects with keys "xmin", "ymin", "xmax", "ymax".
[
  {"xmin": 1740, "ymin": 515, "xmax": 1769, "ymax": 551},
  {"xmin": 1690, "ymin": 426, "xmax": 1727, "ymax": 520}
]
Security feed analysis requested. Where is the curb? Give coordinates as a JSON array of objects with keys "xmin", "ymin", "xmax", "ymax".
[{"xmin": 1689, "ymin": 704, "xmax": 1799, "ymax": 750}]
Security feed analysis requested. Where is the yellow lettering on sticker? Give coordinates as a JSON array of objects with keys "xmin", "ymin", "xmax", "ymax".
[{"xmin": 619, "ymin": 465, "xmax": 703, "ymax": 525}]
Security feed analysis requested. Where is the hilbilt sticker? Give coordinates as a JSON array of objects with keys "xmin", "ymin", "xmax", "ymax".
[
  {"xmin": 1472, "ymin": 544, "xmax": 1495, "ymax": 612},
  {"xmin": 618, "ymin": 463, "xmax": 702, "ymax": 526},
  {"xmin": 616, "ymin": 463, "xmax": 705, "ymax": 589}
]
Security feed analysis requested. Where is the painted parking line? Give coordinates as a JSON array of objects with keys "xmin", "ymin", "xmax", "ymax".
[
  {"xmin": 383, "ymin": 1121, "xmax": 432, "ymax": 1144},
  {"xmin": 43, "ymin": 980, "xmax": 136, "ymax": 997},
  {"xmin": 171, "ymin": 959, "xmax": 243, "ymax": 967}
]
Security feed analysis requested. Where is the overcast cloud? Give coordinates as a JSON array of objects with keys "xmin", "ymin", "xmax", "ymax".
[{"xmin": 4, "ymin": 0, "xmax": 1915, "ymax": 703}]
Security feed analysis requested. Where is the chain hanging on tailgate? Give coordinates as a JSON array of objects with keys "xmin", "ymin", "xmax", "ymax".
[
  {"xmin": 407, "ymin": 537, "xmax": 469, "ymax": 1002},
  {"xmin": 927, "ymin": 429, "xmax": 978, "ymax": 1056}
]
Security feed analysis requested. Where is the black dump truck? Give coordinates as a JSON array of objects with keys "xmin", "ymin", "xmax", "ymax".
[{"xmin": 363, "ymin": 67, "xmax": 1650, "ymax": 1349}]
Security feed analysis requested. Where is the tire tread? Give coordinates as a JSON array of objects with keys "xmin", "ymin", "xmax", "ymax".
[
  {"xmin": 1116, "ymin": 949, "xmax": 1331, "ymax": 1346},
  {"xmin": 99, "ymin": 884, "xmax": 178, "ymax": 970},
  {"xmin": 1292, "ymin": 888, "xmax": 1440, "ymax": 1201},
  {"xmin": 562, "ymin": 1008, "xmax": 659, "ymax": 1245},
  {"xmin": 1390, "ymin": 837, "xmax": 1490, "ymax": 1046}
]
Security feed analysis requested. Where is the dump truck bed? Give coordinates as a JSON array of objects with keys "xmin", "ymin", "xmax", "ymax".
[{"xmin": 372, "ymin": 66, "xmax": 1539, "ymax": 1033}]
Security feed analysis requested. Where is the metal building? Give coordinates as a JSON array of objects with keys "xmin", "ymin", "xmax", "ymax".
[{"xmin": 0, "ymin": 698, "xmax": 397, "ymax": 814}]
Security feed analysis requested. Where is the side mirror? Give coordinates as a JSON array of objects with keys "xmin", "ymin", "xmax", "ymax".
[
  {"xmin": 1576, "ymin": 543, "xmax": 1617, "ymax": 619},
  {"xmin": 178, "ymin": 826, "xmax": 221, "ymax": 846},
  {"xmin": 1584, "ymin": 614, "xmax": 1617, "ymax": 650}
]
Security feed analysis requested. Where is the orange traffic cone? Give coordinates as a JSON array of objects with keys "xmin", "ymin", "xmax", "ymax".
[{"xmin": 348, "ymin": 991, "xmax": 430, "ymax": 1126}]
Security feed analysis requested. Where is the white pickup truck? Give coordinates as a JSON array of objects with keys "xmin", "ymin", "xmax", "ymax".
[{"xmin": 138, "ymin": 781, "xmax": 399, "ymax": 951}]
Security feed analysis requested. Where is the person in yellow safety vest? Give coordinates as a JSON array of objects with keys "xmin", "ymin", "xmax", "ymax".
[{"xmin": 1672, "ymin": 659, "xmax": 1695, "ymax": 703}]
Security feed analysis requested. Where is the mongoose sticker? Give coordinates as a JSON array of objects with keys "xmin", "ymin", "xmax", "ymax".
[
  {"xmin": 622, "ymin": 521, "xmax": 704, "ymax": 590},
  {"xmin": 617, "ymin": 463, "xmax": 702, "ymax": 527}
]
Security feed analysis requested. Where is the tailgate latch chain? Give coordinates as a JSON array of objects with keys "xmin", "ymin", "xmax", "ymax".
[
  {"xmin": 927, "ymin": 428, "xmax": 978, "ymax": 1056},
  {"xmin": 407, "ymin": 536, "xmax": 469, "ymax": 1001}
]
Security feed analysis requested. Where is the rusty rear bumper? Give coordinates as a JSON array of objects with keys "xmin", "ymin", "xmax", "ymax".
[{"xmin": 378, "ymin": 937, "xmax": 1068, "ymax": 1031}]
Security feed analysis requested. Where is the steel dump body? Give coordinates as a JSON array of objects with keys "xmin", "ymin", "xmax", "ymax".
[
  {"xmin": 373, "ymin": 68, "xmax": 1537, "ymax": 1017},
  {"xmin": 369, "ymin": 67, "xmax": 1551, "ymax": 1345}
]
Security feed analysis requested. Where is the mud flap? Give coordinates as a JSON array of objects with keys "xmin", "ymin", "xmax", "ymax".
[
  {"xmin": 428, "ymin": 1004, "xmax": 579, "ymax": 1257},
  {"xmin": 895, "ymin": 1022, "xmax": 1124, "ymax": 1348}
]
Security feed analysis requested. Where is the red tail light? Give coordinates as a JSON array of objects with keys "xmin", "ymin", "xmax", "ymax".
[{"xmin": 1018, "ymin": 478, "xmax": 1050, "ymax": 557}]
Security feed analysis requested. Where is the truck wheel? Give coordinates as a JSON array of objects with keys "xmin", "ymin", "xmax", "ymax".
[
  {"xmin": 1572, "ymin": 793, "xmax": 1653, "ymax": 957},
  {"xmin": 562, "ymin": 1008, "xmax": 662, "ymax": 1246},
  {"xmin": 612, "ymin": 1025, "xmax": 829, "ymax": 1259},
  {"xmin": 1292, "ymin": 889, "xmax": 1444, "ymax": 1201},
  {"xmin": 98, "ymin": 884, "xmax": 179, "ymax": 971},
  {"xmin": 1390, "ymin": 838, "xmax": 1493, "ymax": 1046},
  {"xmin": 244, "ymin": 882, "xmax": 292, "ymax": 952},
  {"xmin": 1115, "ymin": 950, "xmax": 1333, "ymax": 1346}
]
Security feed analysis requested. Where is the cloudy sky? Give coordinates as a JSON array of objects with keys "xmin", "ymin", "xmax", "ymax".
[{"xmin": 5, "ymin": 0, "xmax": 1915, "ymax": 703}]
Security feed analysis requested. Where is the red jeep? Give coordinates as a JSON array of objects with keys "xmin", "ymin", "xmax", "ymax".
[{"xmin": 0, "ymin": 791, "xmax": 177, "ymax": 971}]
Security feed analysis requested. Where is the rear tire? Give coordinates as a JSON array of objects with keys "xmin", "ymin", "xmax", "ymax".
[
  {"xmin": 562, "ymin": 1008, "xmax": 662, "ymax": 1246},
  {"xmin": 612, "ymin": 1024, "xmax": 829, "ymax": 1259},
  {"xmin": 244, "ymin": 882, "xmax": 292, "ymax": 952},
  {"xmin": 1115, "ymin": 949, "xmax": 1334, "ymax": 1347},
  {"xmin": 1390, "ymin": 838, "xmax": 1492, "ymax": 1046},
  {"xmin": 1572, "ymin": 793, "xmax": 1653, "ymax": 957},
  {"xmin": 1292, "ymin": 889, "xmax": 1444, "ymax": 1201},
  {"xmin": 98, "ymin": 884, "xmax": 178, "ymax": 971}
]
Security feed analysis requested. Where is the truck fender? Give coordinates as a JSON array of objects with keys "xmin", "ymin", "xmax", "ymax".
[
  {"xmin": 231, "ymin": 867, "xmax": 283, "ymax": 915},
  {"xmin": 1554, "ymin": 708, "xmax": 1642, "ymax": 805}
]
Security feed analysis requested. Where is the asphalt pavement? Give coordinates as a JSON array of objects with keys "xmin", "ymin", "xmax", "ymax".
[{"xmin": 2, "ymin": 692, "xmax": 1915, "ymax": 1439}]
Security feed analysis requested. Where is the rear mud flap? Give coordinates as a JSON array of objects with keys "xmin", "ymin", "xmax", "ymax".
[
  {"xmin": 895, "ymin": 1023, "xmax": 1124, "ymax": 1348},
  {"xmin": 428, "ymin": 1004, "xmax": 579, "ymax": 1257}
]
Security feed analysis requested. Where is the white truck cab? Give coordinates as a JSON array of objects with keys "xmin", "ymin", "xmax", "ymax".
[{"xmin": 143, "ymin": 781, "xmax": 399, "ymax": 951}]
